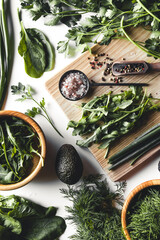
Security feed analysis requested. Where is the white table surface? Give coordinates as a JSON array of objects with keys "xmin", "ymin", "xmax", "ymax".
[{"xmin": 2, "ymin": 1, "xmax": 160, "ymax": 239}]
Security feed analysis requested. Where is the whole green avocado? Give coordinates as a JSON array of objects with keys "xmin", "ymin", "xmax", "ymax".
[{"xmin": 55, "ymin": 144, "xmax": 83, "ymax": 185}]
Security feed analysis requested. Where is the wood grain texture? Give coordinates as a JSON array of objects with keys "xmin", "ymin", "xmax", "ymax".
[
  {"xmin": 46, "ymin": 27, "xmax": 160, "ymax": 182},
  {"xmin": 121, "ymin": 179, "xmax": 160, "ymax": 240},
  {"xmin": 0, "ymin": 110, "xmax": 46, "ymax": 190}
]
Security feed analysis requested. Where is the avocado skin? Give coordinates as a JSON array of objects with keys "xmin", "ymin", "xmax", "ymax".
[{"xmin": 55, "ymin": 144, "xmax": 83, "ymax": 185}]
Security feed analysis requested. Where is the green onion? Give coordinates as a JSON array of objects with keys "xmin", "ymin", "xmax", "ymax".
[
  {"xmin": 108, "ymin": 125, "xmax": 160, "ymax": 170},
  {"xmin": 0, "ymin": 0, "xmax": 12, "ymax": 109}
]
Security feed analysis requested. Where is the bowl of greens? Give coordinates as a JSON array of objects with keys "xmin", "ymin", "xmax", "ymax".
[
  {"xmin": 0, "ymin": 110, "xmax": 46, "ymax": 190},
  {"xmin": 121, "ymin": 179, "xmax": 160, "ymax": 240}
]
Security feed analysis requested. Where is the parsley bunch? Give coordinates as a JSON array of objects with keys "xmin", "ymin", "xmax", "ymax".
[{"xmin": 20, "ymin": 0, "xmax": 160, "ymax": 58}]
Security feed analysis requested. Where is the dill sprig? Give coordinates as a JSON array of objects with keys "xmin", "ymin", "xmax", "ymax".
[
  {"xmin": 127, "ymin": 188, "xmax": 160, "ymax": 240},
  {"xmin": 60, "ymin": 174, "xmax": 126, "ymax": 240}
]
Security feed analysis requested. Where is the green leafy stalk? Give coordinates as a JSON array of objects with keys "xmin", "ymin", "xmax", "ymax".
[
  {"xmin": 0, "ymin": 0, "xmax": 13, "ymax": 109},
  {"xmin": 11, "ymin": 82, "xmax": 63, "ymax": 137}
]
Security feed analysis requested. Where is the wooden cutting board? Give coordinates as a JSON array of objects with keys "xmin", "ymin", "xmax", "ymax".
[{"xmin": 46, "ymin": 27, "xmax": 160, "ymax": 181}]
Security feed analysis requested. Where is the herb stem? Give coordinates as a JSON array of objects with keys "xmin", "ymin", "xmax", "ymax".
[
  {"xmin": 120, "ymin": 16, "xmax": 160, "ymax": 59},
  {"xmin": 136, "ymin": 0, "xmax": 160, "ymax": 22},
  {"xmin": 31, "ymin": 96, "xmax": 63, "ymax": 137}
]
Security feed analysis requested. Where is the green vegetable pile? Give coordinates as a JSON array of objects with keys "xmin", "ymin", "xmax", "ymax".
[
  {"xmin": 67, "ymin": 86, "xmax": 160, "ymax": 158},
  {"xmin": 61, "ymin": 174, "xmax": 126, "ymax": 240},
  {"xmin": 0, "ymin": 194, "xmax": 66, "ymax": 240},
  {"xmin": 0, "ymin": 116, "xmax": 42, "ymax": 184},
  {"xmin": 18, "ymin": 9, "xmax": 55, "ymax": 78},
  {"xmin": 20, "ymin": 0, "xmax": 160, "ymax": 58},
  {"xmin": 127, "ymin": 187, "xmax": 160, "ymax": 240}
]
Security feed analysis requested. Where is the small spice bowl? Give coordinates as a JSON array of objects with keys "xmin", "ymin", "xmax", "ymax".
[
  {"xmin": 59, "ymin": 70, "xmax": 90, "ymax": 101},
  {"xmin": 0, "ymin": 110, "xmax": 46, "ymax": 190},
  {"xmin": 121, "ymin": 179, "xmax": 160, "ymax": 240}
]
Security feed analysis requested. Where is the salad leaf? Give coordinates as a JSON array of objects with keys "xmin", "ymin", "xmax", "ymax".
[
  {"xmin": 0, "ymin": 116, "xmax": 42, "ymax": 184},
  {"xmin": 0, "ymin": 195, "xmax": 66, "ymax": 240},
  {"xmin": 18, "ymin": 9, "xmax": 55, "ymax": 78}
]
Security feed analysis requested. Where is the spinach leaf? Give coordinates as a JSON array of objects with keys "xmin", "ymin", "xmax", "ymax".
[
  {"xmin": 0, "ymin": 212, "xmax": 22, "ymax": 234},
  {"xmin": 21, "ymin": 216, "xmax": 66, "ymax": 240},
  {"xmin": 0, "ymin": 195, "xmax": 66, "ymax": 240},
  {"xmin": 0, "ymin": 195, "xmax": 57, "ymax": 219},
  {"xmin": 18, "ymin": 10, "xmax": 55, "ymax": 78}
]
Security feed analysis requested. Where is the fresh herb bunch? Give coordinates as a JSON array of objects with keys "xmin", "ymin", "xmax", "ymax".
[
  {"xmin": 0, "ymin": 194, "xmax": 66, "ymax": 239},
  {"xmin": 61, "ymin": 174, "xmax": 126, "ymax": 240},
  {"xmin": 20, "ymin": 0, "xmax": 160, "ymax": 58},
  {"xmin": 127, "ymin": 188, "xmax": 160, "ymax": 240},
  {"xmin": 19, "ymin": 0, "xmax": 106, "ymax": 27},
  {"xmin": 0, "ymin": 0, "xmax": 13, "ymax": 109},
  {"xmin": 67, "ymin": 86, "xmax": 160, "ymax": 158},
  {"xmin": 11, "ymin": 82, "xmax": 63, "ymax": 137},
  {"xmin": 0, "ymin": 116, "xmax": 42, "ymax": 184},
  {"xmin": 18, "ymin": 9, "xmax": 55, "ymax": 78}
]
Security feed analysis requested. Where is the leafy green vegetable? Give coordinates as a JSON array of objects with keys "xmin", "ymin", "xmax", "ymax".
[
  {"xmin": 0, "ymin": 0, "xmax": 13, "ymax": 109},
  {"xmin": 127, "ymin": 188, "xmax": 160, "ymax": 240},
  {"xmin": 67, "ymin": 86, "xmax": 160, "ymax": 158},
  {"xmin": 0, "ymin": 194, "xmax": 66, "ymax": 240},
  {"xmin": 61, "ymin": 174, "xmax": 126, "ymax": 240},
  {"xmin": 0, "ymin": 116, "xmax": 42, "ymax": 184},
  {"xmin": 18, "ymin": 9, "xmax": 55, "ymax": 78},
  {"xmin": 20, "ymin": 0, "xmax": 160, "ymax": 58},
  {"xmin": 11, "ymin": 82, "xmax": 63, "ymax": 137}
]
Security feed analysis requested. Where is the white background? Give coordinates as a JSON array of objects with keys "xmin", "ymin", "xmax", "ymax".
[{"xmin": 2, "ymin": 1, "xmax": 160, "ymax": 239}]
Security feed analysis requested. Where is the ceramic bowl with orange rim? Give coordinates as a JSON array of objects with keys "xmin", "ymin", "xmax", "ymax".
[
  {"xmin": 121, "ymin": 179, "xmax": 160, "ymax": 240},
  {"xmin": 0, "ymin": 110, "xmax": 46, "ymax": 190}
]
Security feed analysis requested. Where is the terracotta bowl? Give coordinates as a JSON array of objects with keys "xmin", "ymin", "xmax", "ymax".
[
  {"xmin": 0, "ymin": 110, "xmax": 46, "ymax": 190},
  {"xmin": 121, "ymin": 179, "xmax": 160, "ymax": 240}
]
